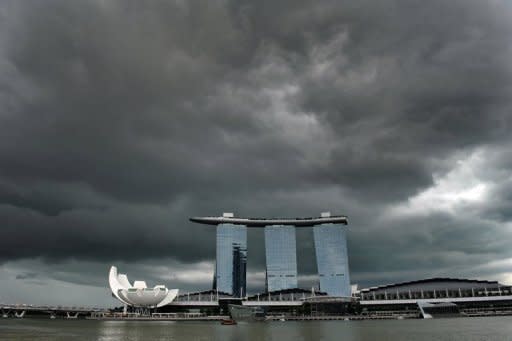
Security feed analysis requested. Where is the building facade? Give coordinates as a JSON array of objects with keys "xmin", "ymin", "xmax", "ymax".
[
  {"xmin": 264, "ymin": 225, "xmax": 298, "ymax": 291},
  {"xmin": 232, "ymin": 244, "xmax": 247, "ymax": 297},
  {"xmin": 215, "ymin": 222, "xmax": 247, "ymax": 297},
  {"xmin": 191, "ymin": 212, "xmax": 350, "ymax": 298},
  {"xmin": 313, "ymin": 222, "xmax": 351, "ymax": 297}
]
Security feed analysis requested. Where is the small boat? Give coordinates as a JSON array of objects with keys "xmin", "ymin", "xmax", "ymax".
[{"xmin": 221, "ymin": 319, "xmax": 237, "ymax": 325}]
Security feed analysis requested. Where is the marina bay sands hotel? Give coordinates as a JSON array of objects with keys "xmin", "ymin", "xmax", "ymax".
[{"xmin": 190, "ymin": 212, "xmax": 350, "ymax": 298}]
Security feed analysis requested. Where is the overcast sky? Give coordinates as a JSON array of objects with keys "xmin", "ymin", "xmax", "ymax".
[{"xmin": 1, "ymin": 0, "xmax": 512, "ymax": 307}]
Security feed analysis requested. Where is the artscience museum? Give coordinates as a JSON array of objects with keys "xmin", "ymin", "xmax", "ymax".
[{"xmin": 109, "ymin": 266, "xmax": 179, "ymax": 308}]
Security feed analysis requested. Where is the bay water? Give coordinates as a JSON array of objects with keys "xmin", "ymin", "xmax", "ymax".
[{"xmin": 1, "ymin": 317, "xmax": 512, "ymax": 340}]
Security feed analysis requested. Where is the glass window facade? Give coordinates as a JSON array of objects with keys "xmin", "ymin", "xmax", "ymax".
[
  {"xmin": 215, "ymin": 224, "xmax": 247, "ymax": 297},
  {"xmin": 232, "ymin": 245, "xmax": 247, "ymax": 298},
  {"xmin": 313, "ymin": 224, "xmax": 351, "ymax": 297},
  {"xmin": 264, "ymin": 225, "xmax": 298, "ymax": 292}
]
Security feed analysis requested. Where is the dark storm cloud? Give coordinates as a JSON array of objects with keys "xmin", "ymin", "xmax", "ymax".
[{"xmin": 0, "ymin": 0, "xmax": 512, "ymax": 297}]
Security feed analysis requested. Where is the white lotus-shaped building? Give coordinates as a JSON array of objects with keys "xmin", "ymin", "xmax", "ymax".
[{"xmin": 109, "ymin": 266, "xmax": 179, "ymax": 308}]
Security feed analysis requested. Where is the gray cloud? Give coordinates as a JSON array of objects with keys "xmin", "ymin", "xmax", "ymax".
[
  {"xmin": 0, "ymin": 0, "xmax": 512, "ymax": 303},
  {"xmin": 15, "ymin": 272, "xmax": 37, "ymax": 280}
]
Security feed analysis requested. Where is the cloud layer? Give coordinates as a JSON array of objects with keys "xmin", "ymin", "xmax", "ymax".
[{"xmin": 1, "ymin": 0, "xmax": 512, "ymax": 305}]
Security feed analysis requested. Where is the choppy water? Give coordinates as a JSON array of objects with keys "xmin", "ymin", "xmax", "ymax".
[{"xmin": 1, "ymin": 317, "xmax": 512, "ymax": 341}]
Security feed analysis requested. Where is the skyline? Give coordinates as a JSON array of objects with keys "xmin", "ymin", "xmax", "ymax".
[
  {"xmin": 196, "ymin": 211, "xmax": 350, "ymax": 297},
  {"xmin": 1, "ymin": 0, "xmax": 512, "ymax": 307}
]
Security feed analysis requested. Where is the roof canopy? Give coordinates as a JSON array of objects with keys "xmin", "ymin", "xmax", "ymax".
[
  {"xmin": 360, "ymin": 277, "xmax": 501, "ymax": 293},
  {"xmin": 190, "ymin": 213, "xmax": 348, "ymax": 227}
]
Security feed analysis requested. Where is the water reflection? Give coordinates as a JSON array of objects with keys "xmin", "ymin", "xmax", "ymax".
[
  {"xmin": 2, "ymin": 317, "xmax": 512, "ymax": 341},
  {"xmin": 98, "ymin": 321, "xmax": 181, "ymax": 341}
]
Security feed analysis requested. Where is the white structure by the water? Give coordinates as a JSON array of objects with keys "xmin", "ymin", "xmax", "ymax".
[{"xmin": 109, "ymin": 266, "xmax": 179, "ymax": 308}]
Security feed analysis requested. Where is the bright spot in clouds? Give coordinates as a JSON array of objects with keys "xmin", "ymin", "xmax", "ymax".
[{"xmin": 389, "ymin": 149, "xmax": 491, "ymax": 217}]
